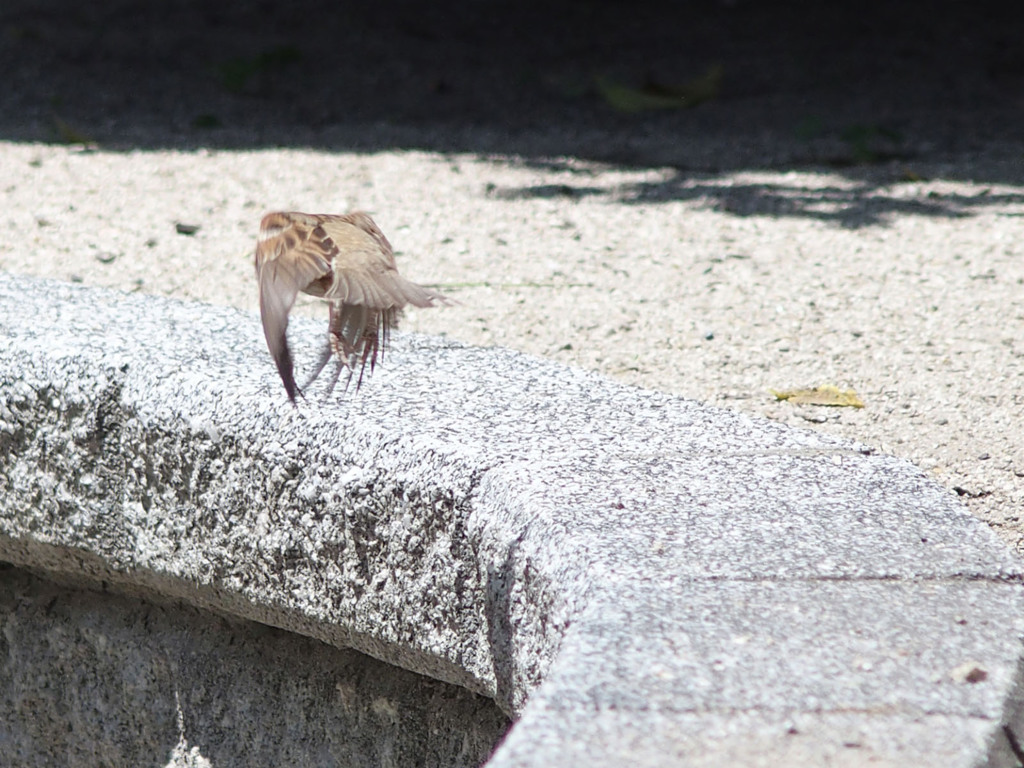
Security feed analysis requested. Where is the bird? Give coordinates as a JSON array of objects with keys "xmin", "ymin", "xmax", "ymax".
[{"xmin": 254, "ymin": 211, "xmax": 448, "ymax": 402}]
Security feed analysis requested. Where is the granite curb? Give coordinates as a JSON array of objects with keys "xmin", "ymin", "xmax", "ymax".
[{"xmin": 1, "ymin": 272, "xmax": 1022, "ymax": 767}]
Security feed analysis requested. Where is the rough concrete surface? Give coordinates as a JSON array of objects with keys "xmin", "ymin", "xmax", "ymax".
[
  {"xmin": 0, "ymin": 565, "xmax": 508, "ymax": 768},
  {"xmin": 1, "ymin": 273, "xmax": 1023, "ymax": 767},
  {"xmin": 1, "ymin": 0, "xmax": 1023, "ymax": 765}
]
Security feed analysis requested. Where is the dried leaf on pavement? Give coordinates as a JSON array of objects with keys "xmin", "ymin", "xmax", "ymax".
[{"xmin": 770, "ymin": 385, "xmax": 865, "ymax": 408}]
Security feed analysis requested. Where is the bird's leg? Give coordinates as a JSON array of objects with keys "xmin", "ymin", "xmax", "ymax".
[
  {"xmin": 320, "ymin": 330, "xmax": 356, "ymax": 401},
  {"xmin": 300, "ymin": 341, "xmax": 333, "ymax": 391},
  {"xmin": 314, "ymin": 302, "xmax": 386, "ymax": 401},
  {"xmin": 321, "ymin": 357, "xmax": 354, "ymax": 401}
]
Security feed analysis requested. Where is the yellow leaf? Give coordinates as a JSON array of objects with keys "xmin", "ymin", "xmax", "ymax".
[
  {"xmin": 770, "ymin": 385, "xmax": 865, "ymax": 408},
  {"xmin": 594, "ymin": 64, "xmax": 722, "ymax": 113},
  {"xmin": 52, "ymin": 116, "xmax": 95, "ymax": 146},
  {"xmin": 595, "ymin": 76, "xmax": 686, "ymax": 112},
  {"xmin": 646, "ymin": 64, "xmax": 723, "ymax": 107}
]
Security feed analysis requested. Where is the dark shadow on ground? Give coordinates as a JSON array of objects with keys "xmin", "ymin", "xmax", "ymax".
[
  {"xmin": 3, "ymin": 0, "xmax": 1023, "ymax": 225},
  {"xmin": 485, "ymin": 167, "xmax": 1024, "ymax": 228}
]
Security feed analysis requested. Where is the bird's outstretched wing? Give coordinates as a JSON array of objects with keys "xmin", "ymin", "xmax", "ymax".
[
  {"xmin": 318, "ymin": 212, "xmax": 446, "ymax": 310},
  {"xmin": 317, "ymin": 213, "xmax": 448, "ymax": 388},
  {"xmin": 254, "ymin": 212, "xmax": 332, "ymax": 401}
]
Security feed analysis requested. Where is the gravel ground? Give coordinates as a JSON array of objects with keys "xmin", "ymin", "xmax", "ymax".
[{"xmin": 1, "ymin": 0, "xmax": 1022, "ymax": 549}]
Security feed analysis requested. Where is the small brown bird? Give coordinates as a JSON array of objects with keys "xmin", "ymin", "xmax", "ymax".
[{"xmin": 254, "ymin": 211, "xmax": 448, "ymax": 402}]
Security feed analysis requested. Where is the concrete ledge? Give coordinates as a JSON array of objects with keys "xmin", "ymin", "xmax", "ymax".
[
  {"xmin": 1, "ymin": 272, "xmax": 1023, "ymax": 767},
  {"xmin": 0, "ymin": 565, "xmax": 509, "ymax": 767}
]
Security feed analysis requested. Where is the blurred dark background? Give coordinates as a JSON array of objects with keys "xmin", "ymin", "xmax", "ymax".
[{"xmin": 1, "ymin": 0, "xmax": 1022, "ymax": 174}]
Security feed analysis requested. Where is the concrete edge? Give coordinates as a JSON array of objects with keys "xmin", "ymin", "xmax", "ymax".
[{"xmin": 1, "ymin": 272, "xmax": 1023, "ymax": 767}]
